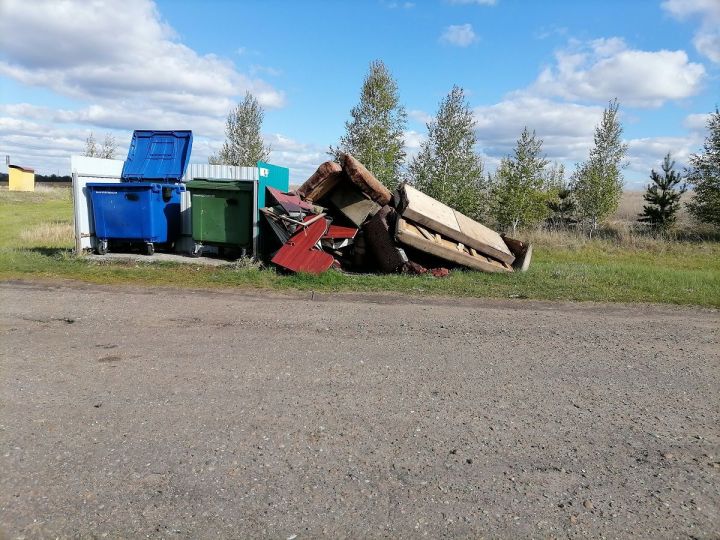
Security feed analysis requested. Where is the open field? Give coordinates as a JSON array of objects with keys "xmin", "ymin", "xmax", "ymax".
[{"xmin": 0, "ymin": 186, "xmax": 719, "ymax": 307}]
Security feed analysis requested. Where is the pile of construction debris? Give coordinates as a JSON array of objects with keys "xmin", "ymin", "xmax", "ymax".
[{"xmin": 261, "ymin": 153, "xmax": 532, "ymax": 275}]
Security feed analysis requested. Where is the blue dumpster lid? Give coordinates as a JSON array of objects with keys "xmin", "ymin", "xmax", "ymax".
[{"xmin": 121, "ymin": 130, "xmax": 193, "ymax": 181}]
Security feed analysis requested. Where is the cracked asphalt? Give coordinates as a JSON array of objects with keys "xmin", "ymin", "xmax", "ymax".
[{"xmin": 1, "ymin": 281, "xmax": 718, "ymax": 538}]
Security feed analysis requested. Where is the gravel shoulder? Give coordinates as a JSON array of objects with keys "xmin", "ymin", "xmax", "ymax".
[{"xmin": 1, "ymin": 281, "xmax": 718, "ymax": 538}]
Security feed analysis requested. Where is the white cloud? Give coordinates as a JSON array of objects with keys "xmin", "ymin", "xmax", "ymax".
[
  {"xmin": 467, "ymin": 96, "xmax": 704, "ymax": 187},
  {"xmin": 440, "ymin": 24, "xmax": 478, "ymax": 47},
  {"xmin": 663, "ymin": 0, "xmax": 720, "ymax": 63},
  {"xmin": 625, "ymin": 135, "xmax": 702, "ymax": 186},
  {"xmin": 530, "ymin": 37, "xmax": 706, "ymax": 107},
  {"xmin": 448, "ymin": 0, "xmax": 497, "ymax": 5},
  {"xmin": 408, "ymin": 109, "xmax": 433, "ymax": 125},
  {"xmin": 250, "ymin": 64, "xmax": 283, "ymax": 77},
  {"xmin": 473, "ymin": 96, "xmax": 603, "ymax": 166},
  {"xmin": 0, "ymin": 0, "xmax": 285, "ymax": 109},
  {"xmin": 403, "ymin": 130, "xmax": 426, "ymax": 150},
  {"xmin": 383, "ymin": 1, "xmax": 416, "ymax": 8},
  {"xmin": 265, "ymin": 133, "xmax": 329, "ymax": 184},
  {"xmin": 0, "ymin": 0, "xmax": 290, "ymax": 174},
  {"xmin": 683, "ymin": 112, "xmax": 711, "ymax": 132}
]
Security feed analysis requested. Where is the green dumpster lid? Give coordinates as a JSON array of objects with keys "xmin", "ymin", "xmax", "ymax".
[{"xmin": 186, "ymin": 178, "xmax": 253, "ymax": 190}]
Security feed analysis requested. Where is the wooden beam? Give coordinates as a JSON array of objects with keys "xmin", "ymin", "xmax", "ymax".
[{"xmin": 395, "ymin": 217, "xmax": 512, "ymax": 274}]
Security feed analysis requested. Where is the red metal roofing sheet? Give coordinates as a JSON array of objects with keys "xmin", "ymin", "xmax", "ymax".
[{"xmin": 271, "ymin": 218, "xmax": 334, "ymax": 274}]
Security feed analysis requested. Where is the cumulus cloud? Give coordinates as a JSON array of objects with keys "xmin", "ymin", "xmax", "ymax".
[
  {"xmin": 625, "ymin": 135, "xmax": 702, "ymax": 186},
  {"xmin": 473, "ymin": 97, "xmax": 603, "ymax": 166},
  {"xmin": 440, "ymin": 24, "xmax": 478, "ymax": 47},
  {"xmin": 683, "ymin": 112, "xmax": 712, "ymax": 132},
  {"xmin": 530, "ymin": 37, "xmax": 705, "ymax": 107},
  {"xmin": 0, "ymin": 0, "xmax": 290, "ymax": 173},
  {"xmin": 663, "ymin": 0, "xmax": 720, "ymax": 63},
  {"xmin": 0, "ymin": 0, "xmax": 285, "ymax": 110},
  {"xmin": 466, "ymin": 96, "xmax": 704, "ymax": 187},
  {"xmin": 264, "ymin": 133, "xmax": 329, "ymax": 183},
  {"xmin": 408, "ymin": 109, "xmax": 434, "ymax": 125}
]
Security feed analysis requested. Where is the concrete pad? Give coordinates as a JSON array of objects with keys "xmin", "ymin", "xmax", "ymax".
[{"xmin": 84, "ymin": 252, "xmax": 235, "ymax": 266}]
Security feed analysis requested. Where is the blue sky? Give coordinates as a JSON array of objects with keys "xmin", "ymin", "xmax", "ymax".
[{"xmin": 0, "ymin": 0, "xmax": 718, "ymax": 187}]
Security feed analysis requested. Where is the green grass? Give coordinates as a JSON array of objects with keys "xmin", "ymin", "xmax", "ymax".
[{"xmin": 1, "ymin": 186, "xmax": 719, "ymax": 307}]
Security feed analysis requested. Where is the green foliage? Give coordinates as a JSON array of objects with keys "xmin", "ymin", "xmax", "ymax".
[
  {"xmin": 639, "ymin": 153, "xmax": 686, "ymax": 229},
  {"xmin": 330, "ymin": 60, "xmax": 406, "ymax": 190},
  {"xmin": 489, "ymin": 127, "xmax": 553, "ymax": 232},
  {"xmin": 686, "ymin": 108, "xmax": 720, "ymax": 227},
  {"xmin": 547, "ymin": 186, "xmax": 577, "ymax": 227},
  {"xmin": 408, "ymin": 85, "xmax": 485, "ymax": 220},
  {"xmin": 572, "ymin": 99, "xmax": 628, "ymax": 231},
  {"xmin": 210, "ymin": 92, "xmax": 271, "ymax": 166}
]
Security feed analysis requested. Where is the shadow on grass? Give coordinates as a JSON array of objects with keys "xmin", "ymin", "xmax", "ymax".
[{"xmin": 28, "ymin": 247, "xmax": 74, "ymax": 257}]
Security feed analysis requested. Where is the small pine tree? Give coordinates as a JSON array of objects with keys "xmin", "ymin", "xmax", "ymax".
[
  {"xmin": 547, "ymin": 187, "xmax": 576, "ymax": 227},
  {"xmin": 572, "ymin": 99, "xmax": 628, "ymax": 232},
  {"xmin": 489, "ymin": 127, "xmax": 552, "ymax": 233},
  {"xmin": 330, "ymin": 60, "xmax": 407, "ymax": 190},
  {"xmin": 686, "ymin": 108, "xmax": 720, "ymax": 227},
  {"xmin": 638, "ymin": 153, "xmax": 686, "ymax": 229},
  {"xmin": 408, "ymin": 85, "xmax": 485, "ymax": 220},
  {"xmin": 210, "ymin": 92, "xmax": 271, "ymax": 166}
]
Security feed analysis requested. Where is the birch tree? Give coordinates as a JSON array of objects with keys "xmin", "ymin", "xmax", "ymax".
[
  {"xmin": 572, "ymin": 99, "xmax": 628, "ymax": 232},
  {"xmin": 686, "ymin": 108, "xmax": 720, "ymax": 227},
  {"xmin": 489, "ymin": 127, "xmax": 552, "ymax": 233},
  {"xmin": 210, "ymin": 92, "xmax": 271, "ymax": 166},
  {"xmin": 408, "ymin": 85, "xmax": 485, "ymax": 220},
  {"xmin": 330, "ymin": 60, "xmax": 406, "ymax": 190}
]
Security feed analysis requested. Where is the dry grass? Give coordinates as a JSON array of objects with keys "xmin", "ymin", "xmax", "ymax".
[
  {"xmin": 523, "ymin": 226, "xmax": 718, "ymax": 256},
  {"xmin": 612, "ymin": 190, "xmax": 694, "ymax": 226},
  {"xmin": 18, "ymin": 222, "xmax": 74, "ymax": 246}
]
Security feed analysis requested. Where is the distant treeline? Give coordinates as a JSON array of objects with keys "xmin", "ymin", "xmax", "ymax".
[{"xmin": 0, "ymin": 172, "xmax": 71, "ymax": 183}]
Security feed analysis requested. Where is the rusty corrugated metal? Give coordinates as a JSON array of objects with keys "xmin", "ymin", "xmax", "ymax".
[{"xmin": 271, "ymin": 218, "xmax": 334, "ymax": 274}]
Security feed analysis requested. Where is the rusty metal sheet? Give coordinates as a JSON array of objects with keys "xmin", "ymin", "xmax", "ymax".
[
  {"xmin": 322, "ymin": 225, "xmax": 358, "ymax": 240},
  {"xmin": 266, "ymin": 186, "xmax": 314, "ymax": 214},
  {"xmin": 271, "ymin": 218, "xmax": 334, "ymax": 274}
]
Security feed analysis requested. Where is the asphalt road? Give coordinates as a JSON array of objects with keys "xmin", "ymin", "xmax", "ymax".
[{"xmin": 1, "ymin": 281, "xmax": 718, "ymax": 538}]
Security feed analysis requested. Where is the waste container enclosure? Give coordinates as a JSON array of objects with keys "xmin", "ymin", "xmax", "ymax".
[
  {"xmin": 87, "ymin": 182, "xmax": 185, "ymax": 255},
  {"xmin": 87, "ymin": 130, "xmax": 192, "ymax": 255},
  {"xmin": 186, "ymin": 179, "xmax": 254, "ymax": 257}
]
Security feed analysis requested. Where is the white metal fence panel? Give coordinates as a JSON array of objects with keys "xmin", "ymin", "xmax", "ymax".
[{"xmin": 70, "ymin": 156, "xmax": 124, "ymax": 252}]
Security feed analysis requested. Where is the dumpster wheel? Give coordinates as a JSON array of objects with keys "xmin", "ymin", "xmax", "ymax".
[
  {"xmin": 145, "ymin": 242, "xmax": 155, "ymax": 256},
  {"xmin": 97, "ymin": 239, "xmax": 108, "ymax": 255}
]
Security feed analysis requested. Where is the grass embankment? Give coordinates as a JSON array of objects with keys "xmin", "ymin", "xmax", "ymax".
[{"xmin": 1, "ymin": 186, "xmax": 719, "ymax": 307}]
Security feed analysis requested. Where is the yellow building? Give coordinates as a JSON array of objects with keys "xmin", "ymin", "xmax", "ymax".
[{"xmin": 9, "ymin": 165, "xmax": 35, "ymax": 192}]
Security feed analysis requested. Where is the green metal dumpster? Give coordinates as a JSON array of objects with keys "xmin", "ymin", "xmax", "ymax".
[{"xmin": 186, "ymin": 179, "xmax": 254, "ymax": 257}]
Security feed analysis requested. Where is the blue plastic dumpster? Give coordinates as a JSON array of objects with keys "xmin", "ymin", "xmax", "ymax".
[
  {"xmin": 87, "ymin": 130, "xmax": 192, "ymax": 255},
  {"xmin": 87, "ymin": 182, "xmax": 185, "ymax": 255}
]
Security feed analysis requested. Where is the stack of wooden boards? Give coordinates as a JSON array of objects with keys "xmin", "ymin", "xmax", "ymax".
[{"xmin": 261, "ymin": 153, "xmax": 532, "ymax": 275}]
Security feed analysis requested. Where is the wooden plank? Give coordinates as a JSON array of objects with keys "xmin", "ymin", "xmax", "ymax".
[
  {"xmin": 415, "ymin": 223, "xmax": 436, "ymax": 242},
  {"xmin": 400, "ymin": 185, "xmax": 515, "ymax": 265},
  {"xmin": 395, "ymin": 217, "xmax": 512, "ymax": 274}
]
